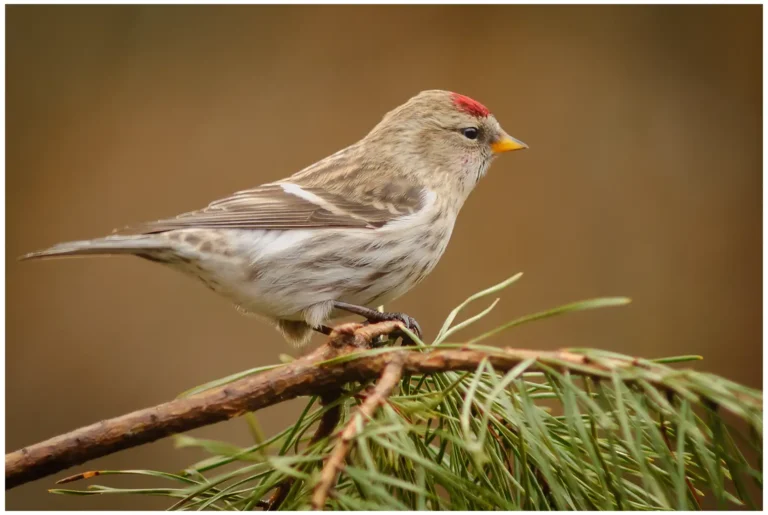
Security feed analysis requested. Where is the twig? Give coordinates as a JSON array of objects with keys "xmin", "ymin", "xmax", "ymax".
[
  {"xmin": 311, "ymin": 354, "xmax": 405, "ymax": 510},
  {"xmin": 6, "ymin": 328, "xmax": 742, "ymax": 490},
  {"xmin": 264, "ymin": 389, "xmax": 344, "ymax": 511}
]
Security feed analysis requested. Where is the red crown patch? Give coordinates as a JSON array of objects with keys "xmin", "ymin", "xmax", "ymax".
[{"xmin": 451, "ymin": 92, "xmax": 490, "ymax": 117}]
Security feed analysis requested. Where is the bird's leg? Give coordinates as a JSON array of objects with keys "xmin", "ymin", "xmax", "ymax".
[{"xmin": 331, "ymin": 301, "xmax": 422, "ymax": 344}]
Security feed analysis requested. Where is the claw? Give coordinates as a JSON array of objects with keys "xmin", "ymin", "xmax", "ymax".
[
  {"xmin": 331, "ymin": 301, "xmax": 423, "ymax": 344},
  {"xmin": 387, "ymin": 313, "xmax": 422, "ymax": 340}
]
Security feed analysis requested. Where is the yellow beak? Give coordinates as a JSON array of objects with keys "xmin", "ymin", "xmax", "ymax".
[{"xmin": 491, "ymin": 134, "xmax": 528, "ymax": 154}]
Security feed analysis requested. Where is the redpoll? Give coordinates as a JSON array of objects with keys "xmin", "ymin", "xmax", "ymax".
[{"xmin": 22, "ymin": 90, "xmax": 527, "ymax": 346}]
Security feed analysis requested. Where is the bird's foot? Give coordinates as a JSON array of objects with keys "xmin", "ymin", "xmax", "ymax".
[
  {"xmin": 332, "ymin": 301, "xmax": 422, "ymax": 345},
  {"xmin": 364, "ymin": 312, "xmax": 422, "ymax": 347}
]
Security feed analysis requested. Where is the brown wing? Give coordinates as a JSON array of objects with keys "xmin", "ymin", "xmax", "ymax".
[{"xmin": 119, "ymin": 181, "xmax": 426, "ymax": 235}]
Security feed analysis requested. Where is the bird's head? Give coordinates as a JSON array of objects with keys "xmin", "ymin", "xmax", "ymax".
[{"xmin": 364, "ymin": 90, "xmax": 527, "ymax": 198}]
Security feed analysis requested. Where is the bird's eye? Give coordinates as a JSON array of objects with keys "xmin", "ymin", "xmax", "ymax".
[{"xmin": 461, "ymin": 127, "xmax": 479, "ymax": 140}]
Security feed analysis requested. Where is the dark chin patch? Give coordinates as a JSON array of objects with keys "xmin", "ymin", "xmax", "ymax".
[{"xmin": 451, "ymin": 92, "xmax": 490, "ymax": 118}]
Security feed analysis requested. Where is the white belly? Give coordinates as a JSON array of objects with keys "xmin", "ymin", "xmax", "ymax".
[{"xmin": 161, "ymin": 191, "xmax": 456, "ymax": 327}]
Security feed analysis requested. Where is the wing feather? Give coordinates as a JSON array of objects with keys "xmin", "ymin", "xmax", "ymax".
[{"xmin": 120, "ymin": 180, "xmax": 426, "ymax": 235}]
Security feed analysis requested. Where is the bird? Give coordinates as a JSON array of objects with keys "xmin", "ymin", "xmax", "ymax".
[{"xmin": 22, "ymin": 90, "xmax": 527, "ymax": 346}]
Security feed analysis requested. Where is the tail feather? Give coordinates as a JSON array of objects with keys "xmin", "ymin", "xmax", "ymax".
[{"xmin": 20, "ymin": 236, "xmax": 167, "ymax": 261}]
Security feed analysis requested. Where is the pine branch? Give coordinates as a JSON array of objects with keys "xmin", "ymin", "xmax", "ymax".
[
  {"xmin": 6, "ymin": 275, "xmax": 762, "ymax": 510},
  {"xmin": 7, "ymin": 326, "xmax": 756, "ymax": 491}
]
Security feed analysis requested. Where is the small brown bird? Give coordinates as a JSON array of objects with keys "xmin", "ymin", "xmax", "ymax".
[{"xmin": 23, "ymin": 90, "xmax": 527, "ymax": 346}]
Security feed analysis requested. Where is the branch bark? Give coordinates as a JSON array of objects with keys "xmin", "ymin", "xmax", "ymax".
[{"xmin": 6, "ymin": 323, "xmax": 651, "ymax": 490}]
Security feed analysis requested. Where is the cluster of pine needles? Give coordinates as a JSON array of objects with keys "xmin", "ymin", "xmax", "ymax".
[{"xmin": 52, "ymin": 274, "xmax": 762, "ymax": 510}]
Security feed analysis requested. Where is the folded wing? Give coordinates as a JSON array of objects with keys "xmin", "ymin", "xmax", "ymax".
[{"xmin": 121, "ymin": 181, "xmax": 426, "ymax": 235}]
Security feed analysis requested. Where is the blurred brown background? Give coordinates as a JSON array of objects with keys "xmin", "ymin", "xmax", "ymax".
[{"xmin": 6, "ymin": 4, "xmax": 761, "ymax": 510}]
